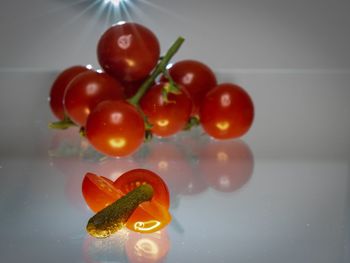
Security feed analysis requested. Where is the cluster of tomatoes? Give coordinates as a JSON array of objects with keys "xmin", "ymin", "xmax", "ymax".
[{"xmin": 49, "ymin": 21, "xmax": 254, "ymax": 157}]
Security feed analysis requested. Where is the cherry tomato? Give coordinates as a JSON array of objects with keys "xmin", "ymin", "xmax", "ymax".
[
  {"xmin": 63, "ymin": 70, "xmax": 125, "ymax": 126},
  {"xmin": 97, "ymin": 22, "xmax": 160, "ymax": 82},
  {"xmin": 121, "ymin": 77, "xmax": 154, "ymax": 99},
  {"xmin": 85, "ymin": 100, "xmax": 145, "ymax": 157},
  {"xmin": 199, "ymin": 139, "xmax": 254, "ymax": 192},
  {"xmin": 140, "ymin": 83, "xmax": 192, "ymax": 137},
  {"xmin": 82, "ymin": 172, "xmax": 123, "ymax": 212},
  {"xmin": 49, "ymin": 65, "xmax": 90, "ymax": 120},
  {"xmin": 163, "ymin": 60, "xmax": 217, "ymax": 115},
  {"xmin": 199, "ymin": 83, "xmax": 254, "ymax": 139},
  {"xmin": 113, "ymin": 169, "xmax": 171, "ymax": 233}
]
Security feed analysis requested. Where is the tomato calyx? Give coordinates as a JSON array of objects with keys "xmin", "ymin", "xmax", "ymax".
[
  {"xmin": 160, "ymin": 69, "xmax": 182, "ymax": 103},
  {"xmin": 183, "ymin": 115, "xmax": 200, "ymax": 131},
  {"xmin": 124, "ymin": 36, "xmax": 185, "ymax": 142}
]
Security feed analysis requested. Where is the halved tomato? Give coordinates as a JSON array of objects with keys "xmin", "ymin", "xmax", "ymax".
[
  {"xmin": 82, "ymin": 172, "xmax": 123, "ymax": 212},
  {"xmin": 113, "ymin": 169, "xmax": 171, "ymax": 233}
]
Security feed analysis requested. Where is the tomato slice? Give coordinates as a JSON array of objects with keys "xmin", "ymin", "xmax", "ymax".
[
  {"xmin": 113, "ymin": 169, "xmax": 171, "ymax": 233},
  {"xmin": 82, "ymin": 172, "xmax": 123, "ymax": 213}
]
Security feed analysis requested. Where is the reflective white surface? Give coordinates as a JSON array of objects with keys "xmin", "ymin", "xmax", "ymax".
[{"xmin": 0, "ymin": 71, "xmax": 349, "ymax": 262}]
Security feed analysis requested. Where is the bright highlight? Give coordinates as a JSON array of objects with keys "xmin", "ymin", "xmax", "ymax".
[
  {"xmin": 216, "ymin": 121, "xmax": 230, "ymax": 131},
  {"xmin": 134, "ymin": 220, "xmax": 162, "ymax": 232},
  {"xmin": 109, "ymin": 138, "xmax": 126, "ymax": 148},
  {"xmin": 104, "ymin": 0, "xmax": 122, "ymax": 6}
]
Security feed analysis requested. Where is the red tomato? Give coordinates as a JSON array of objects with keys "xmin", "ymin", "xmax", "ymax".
[
  {"xmin": 199, "ymin": 139, "xmax": 254, "ymax": 192},
  {"xmin": 82, "ymin": 172, "xmax": 123, "ymax": 212},
  {"xmin": 49, "ymin": 65, "xmax": 90, "ymax": 120},
  {"xmin": 113, "ymin": 169, "xmax": 171, "ymax": 233},
  {"xmin": 163, "ymin": 60, "xmax": 217, "ymax": 115},
  {"xmin": 64, "ymin": 71, "xmax": 125, "ymax": 126},
  {"xmin": 199, "ymin": 83, "xmax": 254, "ymax": 139},
  {"xmin": 140, "ymin": 83, "xmax": 192, "ymax": 137},
  {"xmin": 85, "ymin": 100, "xmax": 145, "ymax": 157},
  {"xmin": 97, "ymin": 22, "xmax": 160, "ymax": 82},
  {"xmin": 121, "ymin": 77, "xmax": 154, "ymax": 99}
]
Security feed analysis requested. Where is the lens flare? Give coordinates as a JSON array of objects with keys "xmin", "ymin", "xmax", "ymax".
[{"xmin": 104, "ymin": 0, "xmax": 123, "ymax": 6}]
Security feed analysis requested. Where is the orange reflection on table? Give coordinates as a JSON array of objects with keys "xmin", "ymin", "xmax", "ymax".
[
  {"xmin": 82, "ymin": 229, "xmax": 170, "ymax": 263},
  {"xmin": 126, "ymin": 230, "xmax": 170, "ymax": 263}
]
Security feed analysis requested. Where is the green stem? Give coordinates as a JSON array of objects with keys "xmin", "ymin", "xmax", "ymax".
[
  {"xmin": 128, "ymin": 36, "xmax": 185, "ymax": 106},
  {"xmin": 48, "ymin": 118, "xmax": 76, "ymax": 129}
]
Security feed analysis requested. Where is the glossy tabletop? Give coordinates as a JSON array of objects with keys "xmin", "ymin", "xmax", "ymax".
[{"xmin": 0, "ymin": 70, "xmax": 349, "ymax": 262}]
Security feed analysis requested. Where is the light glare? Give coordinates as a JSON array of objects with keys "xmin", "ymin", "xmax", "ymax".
[{"xmin": 104, "ymin": 0, "xmax": 122, "ymax": 6}]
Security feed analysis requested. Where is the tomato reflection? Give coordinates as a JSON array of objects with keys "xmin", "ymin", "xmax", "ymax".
[
  {"xmin": 142, "ymin": 142, "xmax": 196, "ymax": 196},
  {"xmin": 82, "ymin": 229, "xmax": 170, "ymax": 263},
  {"xmin": 126, "ymin": 230, "xmax": 170, "ymax": 263},
  {"xmin": 82, "ymin": 230, "xmax": 129, "ymax": 263},
  {"xmin": 49, "ymin": 128, "xmax": 93, "ymax": 213},
  {"xmin": 49, "ymin": 128, "xmax": 142, "ymax": 213},
  {"xmin": 88, "ymin": 157, "xmax": 140, "ymax": 182},
  {"xmin": 198, "ymin": 139, "xmax": 254, "ymax": 192}
]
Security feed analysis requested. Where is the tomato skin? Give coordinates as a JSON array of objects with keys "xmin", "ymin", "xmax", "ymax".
[
  {"xmin": 199, "ymin": 83, "xmax": 254, "ymax": 139},
  {"xmin": 63, "ymin": 71, "xmax": 125, "ymax": 126},
  {"xmin": 140, "ymin": 83, "xmax": 192, "ymax": 137},
  {"xmin": 86, "ymin": 100, "xmax": 145, "ymax": 157},
  {"xmin": 163, "ymin": 60, "xmax": 217, "ymax": 115},
  {"xmin": 97, "ymin": 22, "xmax": 160, "ymax": 82},
  {"xmin": 49, "ymin": 65, "xmax": 90, "ymax": 120},
  {"xmin": 113, "ymin": 169, "xmax": 171, "ymax": 233}
]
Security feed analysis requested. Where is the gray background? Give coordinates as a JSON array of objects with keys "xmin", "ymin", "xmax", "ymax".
[
  {"xmin": 0, "ymin": 1, "xmax": 349, "ymax": 263},
  {"xmin": 1, "ymin": 0, "xmax": 350, "ymax": 70}
]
